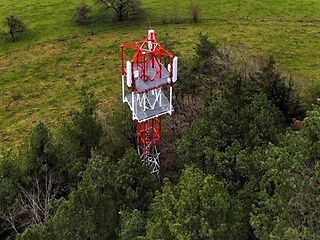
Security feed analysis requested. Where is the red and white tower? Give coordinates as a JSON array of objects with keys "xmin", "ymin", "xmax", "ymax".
[{"xmin": 121, "ymin": 30, "xmax": 178, "ymax": 175}]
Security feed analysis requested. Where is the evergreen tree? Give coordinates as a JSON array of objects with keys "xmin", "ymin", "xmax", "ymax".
[
  {"xmin": 115, "ymin": 150, "xmax": 159, "ymax": 211},
  {"xmin": 251, "ymin": 108, "xmax": 320, "ymax": 239},
  {"xmin": 146, "ymin": 167, "xmax": 248, "ymax": 239},
  {"xmin": 119, "ymin": 209, "xmax": 146, "ymax": 240}
]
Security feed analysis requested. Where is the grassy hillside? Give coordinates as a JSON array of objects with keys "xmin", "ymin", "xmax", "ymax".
[
  {"xmin": 1, "ymin": 0, "xmax": 320, "ymax": 49},
  {"xmin": 1, "ymin": 0, "xmax": 320, "ymax": 149}
]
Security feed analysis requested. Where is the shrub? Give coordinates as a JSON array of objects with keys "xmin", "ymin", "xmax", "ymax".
[
  {"xmin": 191, "ymin": 4, "xmax": 200, "ymax": 23},
  {"xmin": 193, "ymin": 33, "xmax": 218, "ymax": 71},
  {"xmin": 11, "ymin": 90, "xmax": 23, "ymax": 100},
  {"xmin": 161, "ymin": 14, "xmax": 168, "ymax": 24},
  {"xmin": 75, "ymin": 3, "xmax": 91, "ymax": 25},
  {"xmin": 6, "ymin": 15, "xmax": 26, "ymax": 42},
  {"xmin": 253, "ymin": 57, "xmax": 305, "ymax": 122},
  {"xmin": 302, "ymin": 82, "xmax": 320, "ymax": 110}
]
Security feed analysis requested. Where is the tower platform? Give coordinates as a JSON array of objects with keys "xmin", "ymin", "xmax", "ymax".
[{"xmin": 124, "ymin": 89, "xmax": 173, "ymax": 122}]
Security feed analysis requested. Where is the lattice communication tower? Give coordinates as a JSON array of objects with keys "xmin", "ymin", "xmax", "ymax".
[{"xmin": 121, "ymin": 30, "xmax": 178, "ymax": 175}]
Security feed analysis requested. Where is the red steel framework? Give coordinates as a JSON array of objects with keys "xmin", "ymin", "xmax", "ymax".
[
  {"xmin": 136, "ymin": 118, "xmax": 161, "ymax": 157},
  {"xmin": 121, "ymin": 30, "xmax": 177, "ymax": 175},
  {"xmin": 121, "ymin": 31, "xmax": 174, "ymax": 92}
]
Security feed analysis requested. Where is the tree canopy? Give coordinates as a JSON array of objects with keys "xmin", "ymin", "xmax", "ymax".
[{"xmin": 1, "ymin": 34, "xmax": 319, "ymax": 240}]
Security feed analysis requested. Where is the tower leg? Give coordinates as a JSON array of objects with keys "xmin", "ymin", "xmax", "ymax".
[{"xmin": 137, "ymin": 118, "xmax": 161, "ymax": 176}]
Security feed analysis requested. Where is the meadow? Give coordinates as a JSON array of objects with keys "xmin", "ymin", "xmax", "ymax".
[{"xmin": 1, "ymin": 0, "xmax": 320, "ymax": 148}]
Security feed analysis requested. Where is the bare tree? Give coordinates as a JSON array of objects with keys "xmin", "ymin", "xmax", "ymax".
[
  {"xmin": 0, "ymin": 207, "xmax": 26, "ymax": 235},
  {"xmin": 6, "ymin": 15, "xmax": 26, "ymax": 42},
  {"xmin": 0, "ymin": 172, "xmax": 57, "ymax": 238},
  {"xmin": 19, "ymin": 172, "xmax": 58, "ymax": 225},
  {"xmin": 96, "ymin": 0, "xmax": 141, "ymax": 21}
]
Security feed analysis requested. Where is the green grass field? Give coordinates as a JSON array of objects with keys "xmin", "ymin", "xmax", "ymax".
[{"xmin": 1, "ymin": 0, "xmax": 320, "ymax": 149}]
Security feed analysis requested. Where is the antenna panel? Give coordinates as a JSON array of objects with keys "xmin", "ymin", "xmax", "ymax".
[
  {"xmin": 126, "ymin": 61, "xmax": 132, "ymax": 87},
  {"xmin": 173, "ymin": 57, "xmax": 178, "ymax": 82}
]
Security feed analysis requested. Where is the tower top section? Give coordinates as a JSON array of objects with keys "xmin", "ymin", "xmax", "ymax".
[{"xmin": 121, "ymin": 30, "xmax": 178, "ymax": 93}]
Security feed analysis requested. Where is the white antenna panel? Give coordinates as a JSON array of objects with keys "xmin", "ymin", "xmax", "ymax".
[
  {"xmin": 134, "ymin": 70, "xmax": 139, "ymax": 79},
  {"xmin": 173, "ymin": 57, "xmax": 178, "ymax": 82},
  {"xmin": 167, "ymin": 63, "xmax": 171, "ymax": 72},
  {"xmin": 126, "ymin": 61, "xmax": 132, "ymax": 87}
]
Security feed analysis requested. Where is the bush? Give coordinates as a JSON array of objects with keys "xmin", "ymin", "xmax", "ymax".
[
  {"xmin": 6, "ymin": 15, "xmax": 26, "ymax": 42},
  {"xmin": 253, "ymin": 57, "xmax": 305, "ymax": 122},
  {"xmin": 302, "ymin": 82, "xmax": 320, "ymax": 110},
  {"xmin": 191, "ymin": 4, "xmax": 200, "ymax": 23},
  {"xmin": 75, "ymin": 3, "xmax": 90, "ymax": 25},
  {"xmin": 161, "ymin": 14, "xmax": 168, "ymax": 24},
  {"xmin": 160, "ymin": 15, "xmax": 188, "ymax": 25},
  {"xmin": 193, "ymin": 33, "xmax": 218, "ymax": 72}
]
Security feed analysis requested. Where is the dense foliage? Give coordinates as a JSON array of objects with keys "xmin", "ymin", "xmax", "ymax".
[
  {"xmin": 1, "ymin": 35, "xmax": 319, "ymax": 240},
  {"xmin": 146, "ymin": 167, "xmax": 248, "ymax": 240}
]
